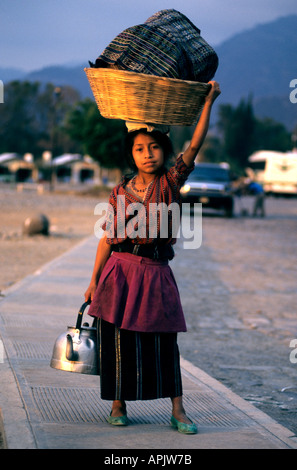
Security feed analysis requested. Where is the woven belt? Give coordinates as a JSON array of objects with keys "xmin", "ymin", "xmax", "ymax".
[{"xmin": 112, "ymin": 241, "xmax": 174, "ymax": 261}]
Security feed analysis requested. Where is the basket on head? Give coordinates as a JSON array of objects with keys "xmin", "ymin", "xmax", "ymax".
[{"xmin": 84, "ymin": 68, "xmax": 211, "ymax": 126}]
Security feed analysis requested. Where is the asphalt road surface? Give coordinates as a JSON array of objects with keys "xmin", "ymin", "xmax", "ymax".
[{"xmin": 172, "ymin": 195, "xmax": 297, "ymax": 435}]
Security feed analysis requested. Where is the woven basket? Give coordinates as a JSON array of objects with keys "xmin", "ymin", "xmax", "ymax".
[{"xmin": 84, "ymin": 68, "xmax": 211, "ymax": 126}]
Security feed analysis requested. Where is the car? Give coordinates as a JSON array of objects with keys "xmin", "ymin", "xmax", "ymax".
[{"xmin": 180, "ymin": 162, "xmax": 234, "ymax": 217}]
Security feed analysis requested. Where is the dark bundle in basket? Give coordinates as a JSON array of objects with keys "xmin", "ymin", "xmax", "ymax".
[{"xmin": 91, "ymin": 9, "xmax": 218, "ymax": 83}]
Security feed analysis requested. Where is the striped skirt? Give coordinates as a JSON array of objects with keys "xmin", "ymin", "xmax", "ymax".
[{"xmin": 98, "ymin": 319, "xmax": 183, "ymax": 401}]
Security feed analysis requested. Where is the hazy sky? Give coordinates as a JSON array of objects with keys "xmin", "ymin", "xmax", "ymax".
[{"xmin": 1, "ymin": 0, "xmax": 297, "ymax": 71}]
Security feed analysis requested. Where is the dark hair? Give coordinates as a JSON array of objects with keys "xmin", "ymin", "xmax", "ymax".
[{"xmin": 125, "ymin": 129, "xmax": 174, "ymax": 172}]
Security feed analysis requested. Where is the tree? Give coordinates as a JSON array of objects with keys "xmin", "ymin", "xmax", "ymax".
[
  {"xmin": 216, "ymin": 98, "xmax": 292, "ymax": 173},
  {"xmin": 65, "ymin": 99, "xmax": 127, "ymax": 169},
  {"xmin": 199, "ymin": 134, "xmax": 225, "ymax": 163},
  {"xmin": 0, "ymin": 80, "xmax": 81, "ymax": 157},
  {"xmin": 0, "ymin": 81, "xmax": 41, "ymax": 154},
  {"xmin": 253, "ymin": 117, "xmax": 291, "ymax": 151},
  {"xmin": 36, "ymin": 83, "xmax": 81, "ymax": 156},
  {"xmin": 217, "ymin": 97, "xmax": 255, "ymax": 171}
]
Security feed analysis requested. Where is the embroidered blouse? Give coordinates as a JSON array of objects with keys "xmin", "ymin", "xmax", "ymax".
[{"xmin": 103, "ymin": 154, "xmax": 194, "ymax": 245}]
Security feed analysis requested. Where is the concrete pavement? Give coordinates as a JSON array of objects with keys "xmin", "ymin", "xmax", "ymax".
[{"xmin": 0, "ymin": 235, "xmax": 296, "ymax": 450}]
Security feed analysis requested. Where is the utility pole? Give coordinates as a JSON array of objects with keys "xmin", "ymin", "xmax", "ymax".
[{"xmin": 50, "ymin": 87, "xmax": 62, "ymax": 191}]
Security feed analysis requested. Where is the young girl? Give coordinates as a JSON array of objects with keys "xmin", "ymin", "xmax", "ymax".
[{"xmin": 85, "ymin": 81, "xmax": 221, "ymax": 434}]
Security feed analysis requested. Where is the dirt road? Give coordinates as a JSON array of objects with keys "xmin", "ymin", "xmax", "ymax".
[
  {"xmin": 0, "ymin": 186, "xmax": 105, "ymax": 292},
  {"xmin": 173, "ymin": 195, "xmax": 297, "ymax": 434}
]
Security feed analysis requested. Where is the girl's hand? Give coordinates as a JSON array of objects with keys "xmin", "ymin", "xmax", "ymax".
[
  {"xmin": 84, "ymin": 282, "xmax": 97, "ymax": 303},
  {"xmin": 205, "ymin": 81, "xmax": 221, "ymax": 104}
]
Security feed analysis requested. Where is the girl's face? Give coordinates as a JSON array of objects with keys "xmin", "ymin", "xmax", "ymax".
[{"xmin": 132, "ymin": 133, "xmax": 164, "ymax": 175}]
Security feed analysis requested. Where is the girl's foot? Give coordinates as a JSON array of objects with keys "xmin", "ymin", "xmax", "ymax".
[
  {"xmin": 170, "ymin": 396, "xmax": 198, "ymax": 434},
  {"xmin": 107, "ymin": 400, "xmax": 128, "ymax": 426},
  {"xmin": 172, "ymin": 410, "xmax": 193, "ymax": 424},
  {"xmin": 110, "ymin": 400, "xmax": 126, "ymax": 418}
]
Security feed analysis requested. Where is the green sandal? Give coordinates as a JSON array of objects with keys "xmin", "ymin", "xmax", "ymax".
[
  {"xmin": 170, "ymin": 415, "xmax": 198, "ymax": 434},
  {"xmin": 107, "ymin": 412, "xmax": 129, "ymax": 426}
]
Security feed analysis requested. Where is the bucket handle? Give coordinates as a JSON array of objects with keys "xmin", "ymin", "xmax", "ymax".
[
  {"xmin": 75, "ymin": 300, "xmax": 91, "ymax": 331},
  {"xmin": 65, "ymin": 301, "xmax": 91, "ymax": 362}
]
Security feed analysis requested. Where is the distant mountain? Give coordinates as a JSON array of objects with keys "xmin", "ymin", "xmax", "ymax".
[
  {"xmin": 215, "ymin": 15, "xmax": 297, "ymax": 101},
  {"xmin": 214, "ymin": 15, "xmax": 297, "ymax": 129},
  {"xmin": 254, "ymin": 95, "xmax": 297, "ymax": 130},
  {"xmin": 1, "ymin": 15, "xmax": 297, "ymax": 130},
  {"xmin": 0, "ymin": 63, "xmax": 92, "ymax": 98},
  {"xmin": 0, "ymin": 67, "xmax": 26, "ymax": 82},
  {"xmin": 24, "ymin": 64, "xmax": 91, "ymax": 98}
]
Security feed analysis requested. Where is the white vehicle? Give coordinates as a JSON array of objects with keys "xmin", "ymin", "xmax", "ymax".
[{"xmin": 247, "ymin": 151, "xmax": 297, "ymax": 195}]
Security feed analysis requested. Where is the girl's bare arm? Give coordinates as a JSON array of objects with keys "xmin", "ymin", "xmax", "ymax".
[
  {"xmin": 182, "ymin": 81, "xmax": 221, "ymax": 168},
  {"xmin": 84, "ymin": 233, "xmax": 112, "ymax": 302}
]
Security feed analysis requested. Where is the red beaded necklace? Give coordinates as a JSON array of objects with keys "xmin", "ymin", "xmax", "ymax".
[{"xmin": 131, "ymin": 176, "xmax": 154, "ymax": 193}]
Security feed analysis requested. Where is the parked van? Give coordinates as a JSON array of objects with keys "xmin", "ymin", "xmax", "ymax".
[{"xmin": 247, "ymin": 151, "xmax": 297, "ymax": 196}]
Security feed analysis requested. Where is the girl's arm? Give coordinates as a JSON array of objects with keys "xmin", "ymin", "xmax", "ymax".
[
  {"xmin": 182, "ymin": 81, "xmax": 221, "ymax": 168},
  {"xmin": 84, "ymin": 233, "xmax": 112, "ymax": 302}
]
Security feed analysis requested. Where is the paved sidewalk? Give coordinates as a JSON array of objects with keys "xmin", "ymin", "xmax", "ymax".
[{"xmin": 0, "ymin": 236, "xmax": 296, "ymax": 450}]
